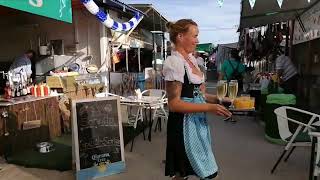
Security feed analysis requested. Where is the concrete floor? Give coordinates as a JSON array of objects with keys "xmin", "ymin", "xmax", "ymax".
[{"xmin": 0, "ymin": 83, "xmax": 311, "ymax": 180}]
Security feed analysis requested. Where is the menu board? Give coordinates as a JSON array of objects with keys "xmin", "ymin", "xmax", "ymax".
[
  {"xmin": 72, "ymin": 97, "xmax": 125, "ymax": 180},
  {"xmin": 293, "ymin": 2, "xmax": 320, "ymax": 45}
]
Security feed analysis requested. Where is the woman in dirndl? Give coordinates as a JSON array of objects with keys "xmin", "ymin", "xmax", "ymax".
[{"xmin": 163, "ymin": 19, "xmax": 232, "ymax": 180}]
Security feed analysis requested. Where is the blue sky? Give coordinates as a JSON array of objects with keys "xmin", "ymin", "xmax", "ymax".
[{"xmin": 123, "ymin": 0, "xmax": 241, "ymax": 45}]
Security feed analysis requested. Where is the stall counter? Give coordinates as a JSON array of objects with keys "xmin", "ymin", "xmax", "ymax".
[{"xmin": 0, "ymin": 96, "xmax": 61, "ymax": 143}]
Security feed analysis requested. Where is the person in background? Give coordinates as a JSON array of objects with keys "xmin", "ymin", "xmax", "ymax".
[
  {"xmin": 164, "ymin": 19, "xmax": 231, "ymax": 180},
  {"xmin": 219, "ymin": 49, "xmax": 246, "ymax": 91},
  {"xmin": 194, "ymin": 51, "xmax": 205, "ymax": 72},
  {"xmin": 275, "ymin": 50, "xmax": 298, "ymax": 94},
  {"xmin": 9, "ymin": 50, "xmax": 35, "ymax": 80}
]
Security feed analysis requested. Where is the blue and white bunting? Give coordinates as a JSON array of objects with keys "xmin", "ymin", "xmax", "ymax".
[
  {"xmin": 277, "ymin": 0, "xmax": 284, "ymax": 8},
  {"xmin": 81, "ymin": 0, "xmax": 142, "ymax": 32},
  {"xmin": 249, "ymin": 0, "xmax": 256, "ymax": 9}
]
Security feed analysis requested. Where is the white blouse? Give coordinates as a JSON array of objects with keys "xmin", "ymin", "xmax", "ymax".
[{"xmin": 163, "ymin": 51, "xmax": 205, "ymax": 84}]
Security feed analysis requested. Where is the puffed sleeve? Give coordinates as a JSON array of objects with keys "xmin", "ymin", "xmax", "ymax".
[{"xmin": 162, "ymin": 56, "xmax": 185, "ymax": 83}]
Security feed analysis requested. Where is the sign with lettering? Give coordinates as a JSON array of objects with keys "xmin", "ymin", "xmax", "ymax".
[
  {"xmin": 72, "ymin": 97, "xmax": 125, "ymax": 180},
  {"xmin": 0, "ymin": 0, "xmax": 72, "ymax": 23},
  {"xmin": 293, "ymin": 1, "xmax": 320, "ymax": 45}
]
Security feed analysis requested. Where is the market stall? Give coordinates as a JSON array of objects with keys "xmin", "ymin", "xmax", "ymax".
[
  {"xmin": 108, "ymin": 4, "xmax": 168, "ymax": 95},
  {"xmin": 239, "ymin": 0, "xmax": 320, "ymax": 104},
  {"xmin": 0, "ymin": 0, "xmax": 137, "ymax": 170},
  {"xmin": 0, "ymin": 0, "xmax": 76, "ymax": 157},
  {"xmin": 291, "ymin": 0, "xmax": 320, "ymax": 113},
  {"xmin": 236, "ymin": 0, "xmax": 320, "ymax": 146},
  {"xmin": 0, "ymin": 0, "xmax": 170, "ymax": 177},
  {"xmin": 215, "ymin": 42, "xmax": 238, "ymax": 72}
]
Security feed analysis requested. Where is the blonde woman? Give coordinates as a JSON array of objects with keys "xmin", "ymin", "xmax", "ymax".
[{"xmin": 164, "ymin": 19, "xmax": 231, "ymax": 180}]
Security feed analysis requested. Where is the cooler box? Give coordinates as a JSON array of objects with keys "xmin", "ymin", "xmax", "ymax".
[{"xmin": 264, "ymin": 94, "xmax": 296, "ymax": 144}]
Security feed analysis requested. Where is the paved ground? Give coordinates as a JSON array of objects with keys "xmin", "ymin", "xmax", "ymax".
[{"xmin": 0, "ymin": 81, "xmax": 310, "ymax": 180}]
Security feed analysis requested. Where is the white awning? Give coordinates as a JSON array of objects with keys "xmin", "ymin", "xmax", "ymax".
[{"xmin": 240, "ymin": 0, "xmax": 319, "ymax": 29}]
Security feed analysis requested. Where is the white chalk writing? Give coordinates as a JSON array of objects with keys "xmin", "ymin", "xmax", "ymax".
[
  {"xmin": 80, "ymin": 136, "xmax": 120, "ymax": 150},
  {"xmin": 92, "ymin": 153, "xmax": 110, "ymax": 161},
  {"xmin": 29, "ymin": 0, "xmax": 43, "ymax": 7}
]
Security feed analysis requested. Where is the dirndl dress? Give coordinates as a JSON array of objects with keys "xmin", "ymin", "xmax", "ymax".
[{"xmin": 165, "ymin": 71, "xmax": 218, "ymax": 179}]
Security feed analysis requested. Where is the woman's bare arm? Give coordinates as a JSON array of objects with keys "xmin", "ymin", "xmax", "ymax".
[
  {"xmin": 205, "ymin": 94, "xmax": 219, "ymax": 104},
  {"xmin": 166, "ymin": 81, "xmax": 231, "ymax": 117},
  {"xmin": 200, "ymin": 83, "xmax": 219, "ymax": 104}
]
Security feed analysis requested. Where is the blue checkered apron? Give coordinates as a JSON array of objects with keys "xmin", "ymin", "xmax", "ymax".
[{"xmin": 181, "ymin": 87, "xmax": 218, "ymax": 179}]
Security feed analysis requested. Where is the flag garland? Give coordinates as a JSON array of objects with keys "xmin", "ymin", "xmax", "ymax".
[
  {"xmin": 277, "ymin": 0, "xmax": 284, "ymax": 8},
  {"xmin": 217, "ymin": 0, "xmax": 224, "ymax": 7},
  {"xmin": 81, "ymin": 0, "xmax": 142, "ymax": 32},
  {"xmin": 249, "ymin": 0, "xmax": 256, "ymax": 9},
  {"xmin": 242, "ymin": 0, "xmax": 312, "ymax": 9}
]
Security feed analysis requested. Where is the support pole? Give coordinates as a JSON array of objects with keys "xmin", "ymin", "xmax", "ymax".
[
  {"xmin": 138, "ymin": 47, "xmax": 141, "ymax": 72},
  {"xmin": 126, "ymin": 48, "xmax": 129, "ymax": 72},
  {"xmin": 112, "ymin": 46, "xmax": 116, "ymax": 72},
  {"xmin": 162, "ymin": 33, "xmax": 165, "ymax": 60}
]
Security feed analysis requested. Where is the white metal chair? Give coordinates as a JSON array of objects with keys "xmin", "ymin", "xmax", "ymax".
[
  {"xmin": 309, "ymin": 131, "xmax": 320, "ymax": 179},
  {"xmin": 141, "ymin": 89, "xmax": 168, "ymax": 132},
  {"xmin": 96, "ymin": 92, "xmax": 145, "ymax": 152},
  {"xmin": 95, "ymin": 92, "xmax": 125, "ymax": 100},
  {"xmin": 271, "ymin": 106, "xmax": 320, "ymax": 174},
  {"xmin": 120, "ymin": 102, "xmax": 146, "ymax": 152}
]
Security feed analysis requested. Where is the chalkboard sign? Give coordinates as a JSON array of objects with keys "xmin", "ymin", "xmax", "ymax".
[{"xmin": 72, "ymin": 97, "xmax": 125, "ymax": 180}]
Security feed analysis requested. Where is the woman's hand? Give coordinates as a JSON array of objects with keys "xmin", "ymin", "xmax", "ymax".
[{"xmin": 208, "ymin": 104, "xmax": 232, "ymax": 117}]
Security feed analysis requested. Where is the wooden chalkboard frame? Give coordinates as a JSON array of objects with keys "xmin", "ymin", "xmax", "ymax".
[{"xmin": 72, "ymin": 97, "xmax": 125, "ymax": 180}]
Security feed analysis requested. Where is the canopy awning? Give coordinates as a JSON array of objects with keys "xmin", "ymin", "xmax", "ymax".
[
  {"xmin": 129, "ymin": 4, "xmax": 169, "ymax": 32},
  {"xmin": 240, "ymin": 0, "xmax": 319, "ymax": 29},
  {"xmin": 0, "ymin": 0, "xmax": 145, "ymax": 23},
  {"xmin": 0, "ymin": 0, "xmax": 73, "ymax": 23},
  {"xmin": 109, "ymin": 3, "xmax": 168, "ymax": 49},
  {"xmin": 218, "ymin": 42, "xmax": 238, "ymax": 49},
  {"xmin": 196, "ymin": 43, "xmax": 214, "ymax": 53}
]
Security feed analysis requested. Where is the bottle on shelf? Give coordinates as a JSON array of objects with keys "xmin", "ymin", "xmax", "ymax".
[
  {"xmin": 19, "ymin": 83, "xmax": 23, "ymax": 96},
  {"xmin": 27, "ymin": 84, "xmax": 31, "ymax": 95},
  {"xmin": 30, "ymin": 85, "xmax": 35, "ymax": 96},
  {"xmin": 28, "ymin": 78, "xmax": 34, "ymax": 95},
  {"xmin": 4, "ymin": 81, "xmax": 12, "ymax": 99},
  {"xmin": 36, "ymin": 84, "xmax": 41, "ymax": 97},
  {"xmin": 22, "ymin": 84, "xmax": 28, "ymax": 96},
  {"xmin": 16, "ymin": 86, "xmax": 20, "ymax": 97},
  {"xmin": 11, "ymin": 86, "xmax": 15, "ymax": 98},
  {"xmin": 43, "ymin": 84, "xmax": 49, "ymax": 96}
]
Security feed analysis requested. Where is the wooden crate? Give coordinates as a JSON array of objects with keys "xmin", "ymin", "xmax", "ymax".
[
  {"xmin": 46, "ymin": 76, "xmax": 63, "ymax": 89},
  {"xmin": 47, "ymin": 76, "xmax": 78, "ymax": 92},
  {"xmin": 61, "ymin": 76, "xmax": 77, "ymax": 92},
  {"xmin": 59, "ymin": 84, "xmax": 105, "ymax": 132}
]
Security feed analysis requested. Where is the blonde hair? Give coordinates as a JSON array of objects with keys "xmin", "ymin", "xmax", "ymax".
[{"xmin": 166, "ymin": 19, "xmax": 198, "ymax": 44}]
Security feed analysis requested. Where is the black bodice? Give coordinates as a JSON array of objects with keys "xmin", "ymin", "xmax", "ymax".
[{"xmin": 181, "ymin": 71, "xmax": 201, "ymax": 98}]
